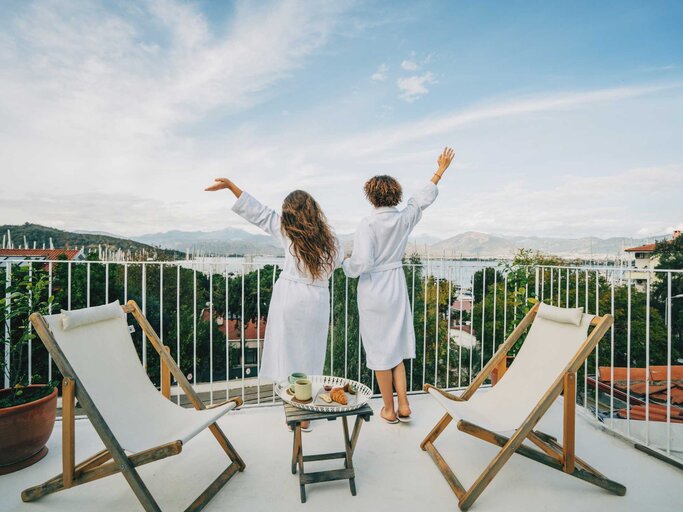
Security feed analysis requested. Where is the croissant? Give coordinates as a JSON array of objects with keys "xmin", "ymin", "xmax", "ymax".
[{"xmin": 330, "ymin": 387, "xmax": 348, "ymax": 405}]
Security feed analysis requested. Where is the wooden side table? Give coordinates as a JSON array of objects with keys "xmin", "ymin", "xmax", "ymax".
[{"xmin": 284, "ymin": 403, "xmax": 373, "ymax": 503}]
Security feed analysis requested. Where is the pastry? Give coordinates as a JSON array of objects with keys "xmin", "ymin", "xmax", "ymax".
[
  {"xmin": 330, "ymin": 387, "xmax": 348, "ymax": 405},
  {"xmin": 342, "ymin": 382, "xmax": 357, "ymax": 395},
  {"xmin": 320, "ymin": 393, "xmax": 332, "ymax": 403}
]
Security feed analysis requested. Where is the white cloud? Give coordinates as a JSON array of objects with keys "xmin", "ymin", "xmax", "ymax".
[
  {"xmin": 0, "ymin": 0, "xmax": 349, "ymax": 233},
  {"xmin": 371, "ymin": 63, "xmax": 389, "ymax": 81},
  {"xmin": 400, "ymin": 59, "xmax": 418, "ymax": 71},
  {"xmin": 397, "ymin": 72, "xmax": 436, "ymax": 102},
  {"xmin": 335, "ymin": 81, "xmax": 683, "ymax": 156},
  {"xmin": 1, "ymin": 2, "xmax": 681, "ymax": 241}
]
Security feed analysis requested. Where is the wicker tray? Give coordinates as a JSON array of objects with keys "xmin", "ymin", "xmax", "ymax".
[{"xmin": 276, "ymin": 375, "xmax": 372, "ymax": 413}]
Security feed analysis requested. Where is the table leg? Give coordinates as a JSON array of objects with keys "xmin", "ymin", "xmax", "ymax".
[
  {"xmin": 349, "ymin": 415, "xmax": 365, "ymax": 456},
  {"xmin": 296, "ymin": 425, "xmax": 306, "ymax": 503},
  {"xmin": 291, "ymin": 423, "xmax": 301, "ymax": 475},
  {"xmin": 342, "ymin": 417, "xmax": 356, "ymax": 496}
]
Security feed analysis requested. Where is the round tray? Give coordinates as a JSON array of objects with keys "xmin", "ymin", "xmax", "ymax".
[{"xmin": 276, "ymin": 375, "xmax": 372, "ymax": 413}]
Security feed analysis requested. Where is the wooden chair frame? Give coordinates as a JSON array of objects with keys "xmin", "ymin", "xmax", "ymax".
[
  {"xmin": 421, "ymin": 303, "xmax": 626, "ymax": 510},
  {"xmin": 22, "ymin": 300, "xmax": 246, "ymax": 512}
]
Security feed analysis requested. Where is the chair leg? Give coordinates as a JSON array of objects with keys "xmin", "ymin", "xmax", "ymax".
[
  {"xmin": 184, "ymin": 463, "xmax": 241, "ymax": 512},
  {"xmin": 563, "ymin": 372, "xmax": 576, "ymax": 473},
  {"xmin": 457, "ymin": 421, "xmax": 626, "ymax": 501},
  {"xmin": 21, "ymin": 442, "xmax": 182, "ymax": 510},
  {"xmin": 423, "ymin": 440, "xmax": 466, "ymax": 500},
  {"xmin": 420, "ymin": 413, "xmax": 452, "ymax": 450},
  {"xmin": 61, "ymin": 378, "xmax": 76, "ymax": 488},
  {"xmin": 209, "ymin": 423, "xmax": 246, "ymax": 471}
]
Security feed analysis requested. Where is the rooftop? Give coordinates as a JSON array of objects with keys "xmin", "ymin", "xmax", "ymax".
[
  {"xmin": 2, "ymin": 392, "xmax": 681, "ymax": 512},
  {"xmin": 624, "ymin": 243, "xmax": 657, "ymax": 253},
  {"xmin": 0, "ymin": 248, "xmax": 83, "ymax": 261}
]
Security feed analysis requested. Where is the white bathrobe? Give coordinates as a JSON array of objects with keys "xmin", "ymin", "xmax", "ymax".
[
  {"xmin": 342, "ymin": 182, "xmax": 439, "ymax": 370},
  {"xmin": 232, "ymin": 192, "xmax": 343, "ymax": 382}
]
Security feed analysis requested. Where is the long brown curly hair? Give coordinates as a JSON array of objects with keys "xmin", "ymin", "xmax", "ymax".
[{"xmin": 280, "ymin": 190, "xmax": 337, "ymax": 281}]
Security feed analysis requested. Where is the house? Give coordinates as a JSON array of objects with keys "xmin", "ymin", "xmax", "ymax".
[
  {"xmin": 450, "ymin": 298, "xmax": 473, "ymax": 314},
  {"xmin": 200, "ymin": 308, "xmax": 267, "ymax": 378},
  {"xmin": 0, "ymin": 248, "xmax": 85, "ymax": 264},
  {"xmin": 625, "ymin": 230, "xmax": 680, "ymax": 289}
]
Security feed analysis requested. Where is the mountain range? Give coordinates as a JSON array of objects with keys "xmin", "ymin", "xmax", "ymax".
[
  {"xmin": 132, "ymin": 227, "xmax": 663, "ymax": 259},
  {"xmin": 3, "ymin": 223, "xmax": 665, "ymax": 260}
]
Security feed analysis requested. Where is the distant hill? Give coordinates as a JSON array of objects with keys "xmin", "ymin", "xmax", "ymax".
[
  {"xmin": 1, "ymin": 223, "xmax": 182, "ymax": 260},
  {"xmin": 430, "ymin": 231, "xmax": 666, "ymax": 259},
  {"xmin": 132, "ymin": 228, "xmax": 282, "ymax": 256},
  {"xmin": 5, "ymin": 223, "xmax": 666, "ymax": 261},
  {"xmin": 135, "ymin": 228, "xmax": 445, "ymax": 256},
  {"xmin": 130, "ymin": 226, "xmax": 666, "ymax": 260}
]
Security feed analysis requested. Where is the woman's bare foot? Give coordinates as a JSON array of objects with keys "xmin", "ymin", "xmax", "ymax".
[
  {"xmin": 397, "ymin": 405, "xmax": 412, "ymax": 417},
  {"xmin": 380, "ymin": 407, "xmax": 399, "ymax": 424}
]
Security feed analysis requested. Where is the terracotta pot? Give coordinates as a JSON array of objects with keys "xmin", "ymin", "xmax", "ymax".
[{"xmin": 0, "ymin": 385, "xmax": 57, "ymax": 474}]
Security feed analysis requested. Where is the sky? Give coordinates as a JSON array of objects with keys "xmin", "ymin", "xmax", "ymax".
[{"xmin": 1, "ymin": 0, "xmax": 682, "ymax": 240}]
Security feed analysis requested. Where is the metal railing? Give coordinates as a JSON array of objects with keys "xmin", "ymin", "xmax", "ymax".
[{"xmin": 2, "ymin": 258, "xmax": 681, "ymax": 462}]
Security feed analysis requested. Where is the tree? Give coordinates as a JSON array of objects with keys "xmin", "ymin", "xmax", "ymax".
[{"xmin": 652, "ymin": 234, "xmax": 683, "ymax": 359}]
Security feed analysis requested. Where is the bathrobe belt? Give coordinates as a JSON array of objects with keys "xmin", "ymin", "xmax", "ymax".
[
  {"xmin": 368, "ymin": 261, "xmax": 404, "ymax": 273},
  {"xmin": 279, "ymin": 273, "xmax": 329, "ymax": 288}
]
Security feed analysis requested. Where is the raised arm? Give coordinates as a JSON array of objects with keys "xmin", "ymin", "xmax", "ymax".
[
  {"xmin": 205, "ymin": 177, "xmax": 283, "ymax": 241},
  {"xmin": 403, "ymin": 147, "xmax": 455, "ymax": 230}
]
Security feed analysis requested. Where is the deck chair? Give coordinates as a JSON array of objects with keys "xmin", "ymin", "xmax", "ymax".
[
  {"xmin": 421, "ymin": 302, "xmax": 626, "ymax": 510},
  {"xmin": 22, "ymin": 300, "xmax": 245, "ymax": 512}
]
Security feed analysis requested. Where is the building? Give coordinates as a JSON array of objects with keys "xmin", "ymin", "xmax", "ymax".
[
  {"xmin": 0, "ymin": 248, "xmax": 85, "ymax": 264},
  {"xmin": 625, "ymin": 230, "xmax": 680, "ymax": 289},
  {"xmin": 201, "ymin": 308, "xmax": 266, "ymax": 378}
]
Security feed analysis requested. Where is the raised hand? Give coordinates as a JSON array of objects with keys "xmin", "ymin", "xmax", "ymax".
[
  {"xmin": 205, "ymin": 178, "xmax": 242, "ymax": 197},
  {"xmin": 432, "ymin": 147, "xmax": 455, "ymax": 184},
  {"xmin": 437, "ymin": 147, "xmax": 455, "ymax": 173}
]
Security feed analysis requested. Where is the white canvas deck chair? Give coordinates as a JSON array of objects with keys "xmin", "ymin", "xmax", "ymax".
[
  {"xmin": 421, "ymin": 302, "xmax": 626, "ymax": 510},
  {"xmin": 23, "ymin": 300, "xmax": 245, "ymax": 512}
]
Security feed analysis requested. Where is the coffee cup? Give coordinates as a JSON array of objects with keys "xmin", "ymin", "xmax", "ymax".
[
  {"xmin": 289, "ymin": 372, "xmax": 307, "ymax": 392},
  {"xmin": 294, "ymin": 379, "xmax": 312, "ymax": 401}
]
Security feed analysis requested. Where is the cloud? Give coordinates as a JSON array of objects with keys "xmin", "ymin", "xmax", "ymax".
[
  {"xmin": 400, "ymin": 59, "xmax": 418, "ymax": 71},
  {"xmin": 333, "ymin": 81, "xmax": 683, "ymax": 156},
  {"xmin": 1, "ymin": 2, "xmax": 681, "ymax": 241},
  {"xmin": 397, "ymin": 72, "xmax": 436, "ymax": 102},
  {"xmin": 0, "ymin": 0, "xmax": 349, "ymax": 230},
  {"xmin": 371, "ymin": 63, "xmax": 389, "ymax": 81}
]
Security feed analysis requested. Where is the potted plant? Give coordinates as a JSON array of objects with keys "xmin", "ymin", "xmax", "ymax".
[{"xmin": 0, "ymin": 266, "xmax": 57, "ymax": 475}]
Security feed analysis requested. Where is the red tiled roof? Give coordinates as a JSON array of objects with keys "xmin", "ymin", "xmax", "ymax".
[
  {"xmin": 200, "ymin": 309, "xmax": 266, "ymax": 340},
  {"xmin": 451, "ymin": 299, "xmax": 473, "ymax": 313},
  {"xmin": 624, "ymin": 243, "xmax": 656, "ymax": 252},
  {"xmin": 0, "ymin": 248, "xmax": 82, "ymax": 260}
]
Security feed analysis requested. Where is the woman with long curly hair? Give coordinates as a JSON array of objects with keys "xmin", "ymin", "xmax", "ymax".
[{"xmin": 206, "ymin": 179, "xmax": 341, "ymax": 402}]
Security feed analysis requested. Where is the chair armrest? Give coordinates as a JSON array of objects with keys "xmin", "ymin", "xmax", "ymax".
[
  {"xmin": 424, "ymin": 383, "xmax": 465, "ymax": 401},
  {"xmin": 205, "ymin": 396, "xmax": 243, "ymax": 410}
]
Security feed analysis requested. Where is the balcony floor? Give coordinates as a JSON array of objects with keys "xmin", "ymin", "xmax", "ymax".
[{"xmin": 1, "ymin": 392, "xmax": 681, "ymax": 512}]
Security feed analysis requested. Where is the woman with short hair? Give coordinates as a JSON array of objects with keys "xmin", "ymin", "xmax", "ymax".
[{"xmin": 343, "ymin": 147, "xmax": 455, "ymax": 423}]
